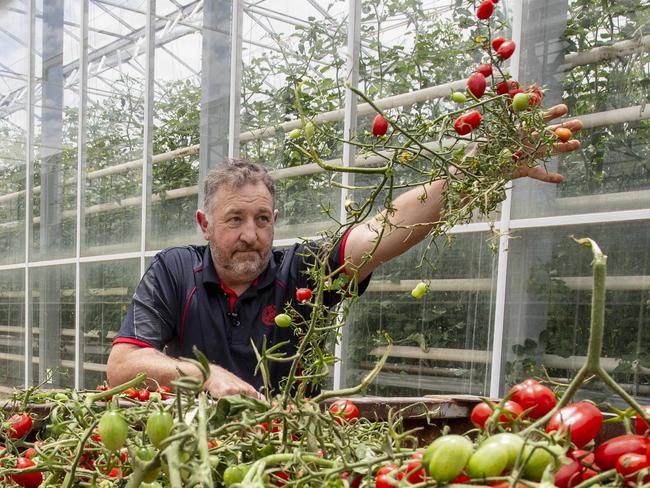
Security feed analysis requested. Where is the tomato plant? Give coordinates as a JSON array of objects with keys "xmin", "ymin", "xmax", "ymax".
[
  {"xmin": 146, "ymin": 410, "xmax": 174, "ymax": 448},
  {"xmin": 467, "ymin": 72, "xmax": 486, "ymax": 99},
  {"xmin": 295, "ymin": 287, "xmax": 312, "ymax": 302},
  {"xmin": 98, "ymin": 410, "xmax": 129, "ymax": 451},
  {"xmin": 371, "ymin": 114, "xmax": 389, "ymax": 137},
  {"xmin": 509, "ymin": 379, "xmax": 557, "ymax": 419},
  {"xmin": 274, "ymin": 313, "xmax": 293, "ymax": 328},
  {"xmin": 6, "ymin": 413, "xmax": 32, "ymax": 439},
  {"xmin": 476, "ymin": 0, "xmax": 495, "ymax": 20},
  {"xmin": 329, "ymin": 399, "xmax": 359, "ymax": 423},
  {"xmin": 546, "ymin": 402, "xmax": 603, "ymax": 448},
  {"xmin": 11, "ymin": 457, "xmax": 42, "ymax": 488},
  {"xmin": 595, "ymin": 434, "xmax": 649, "ymax": 470}
]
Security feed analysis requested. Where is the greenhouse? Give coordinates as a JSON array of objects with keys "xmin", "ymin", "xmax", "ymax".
[{"xmin": 0, "ymin": 0, "xmax": 649, "ymax": 485}]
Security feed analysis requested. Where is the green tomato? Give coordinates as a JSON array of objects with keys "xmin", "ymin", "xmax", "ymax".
[
  {"xmin": 136, "ymin": 446, "xmax": 160, "ymax": 482},
  {"xmin": 521, "ymin": 443, "xmax": 560, "ymax": 481},
  {"xmin": 223, "ymin": 465, "xmax": 250, "ymax": 487},
  {"xmin": 451, "ymin": 92, "xmax": 467, "ymax": 103},
  {"xmin": 288, "ymin": 128, "xmax": 302, "ymax": 140},
  {"xmin": 146, "ymin": 410, "xmax": 174, "ymax": 448},
  {"xmin": 481, "ymin": 432, "xmax": 524, "ymax": 469},
  {"xmin": 54, "ymin": 392, "xmax": 68, "ymax": 402},
  {"xmin": 304, "ymin": 122, "xmax": 315, "ymax": 140},
  {"xmin": 274, "ymin": 313, "xmax": 293, "ymax": 328},
  {"xmin": 512, "ymin": 92, "xmax": 530, "ymax": 112},
  {"xmin": 467, "ymin": 443, "xmax": 509, "ymax": 479},
  {"xmin": 411, "ymin": 282, "xmax": 428, "ymax": 299},
  {"xmin": 499, "ymin": 148, "xmax": 513, "ymax": 165},
  {"xmin": 423, "ymin": 434, "xmax": 473, "ymax": 482},
  {"xmin": 141, "ymin": 483, "xmax": 163, "ymax": 488},
  {"xmin": 98, "ymin": 410, "xmax": 129, "ymax": 451}
]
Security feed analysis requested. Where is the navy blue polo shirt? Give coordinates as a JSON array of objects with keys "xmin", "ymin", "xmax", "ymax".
[{"xmin": 114, "ymin": 231, "xmax": 370, "ymax": 392}]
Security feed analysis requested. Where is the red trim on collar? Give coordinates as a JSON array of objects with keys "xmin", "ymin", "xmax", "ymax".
[
  {"xmin": 112, "ymin": 337, "xmax": 156, "ymax": 348},
  {"xmin": 220, "ymin": 282, "xmax": 238, "ymax": 312}
]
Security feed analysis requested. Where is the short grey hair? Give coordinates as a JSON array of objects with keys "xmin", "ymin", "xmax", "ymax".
[{"xmin": 203, "ymin": 159, "xmax": 275, "ymax": 216}]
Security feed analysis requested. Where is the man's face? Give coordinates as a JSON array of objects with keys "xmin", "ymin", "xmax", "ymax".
[{"xmin": 200, "ymin": 182, "xmax": 276, "ymax": 282}]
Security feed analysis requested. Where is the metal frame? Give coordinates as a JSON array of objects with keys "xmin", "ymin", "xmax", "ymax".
[
  {"xmin": 23, "ymin": 0, "xmax": 35, "ymax": 389},
  {"xmin": 141, "ymin": 0, "xmax": 155, "ymax": 277},
  {"xmin": 228, "ymin": 0, "xmax": 243, "ymax": 159},
  {"xmin": 74, "ymin": 0, "xmax": 89, "ymax": 389}
]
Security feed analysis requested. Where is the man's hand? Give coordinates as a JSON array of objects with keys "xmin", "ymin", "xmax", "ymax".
[
  {"xmin": 512, "ymin": 103, "xmax": 583, "ymax": 183},
  {"xmin": 204, "ymin": 363, "xmax": 263, "ymax": 399}
]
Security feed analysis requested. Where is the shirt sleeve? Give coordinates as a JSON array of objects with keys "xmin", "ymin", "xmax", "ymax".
[
  {"xmin": 294, "ymin": 227, "xmax": 372, "ymax": 306},
  {"xmin": 113, "ymin": 253, "xmax": 180, "ymax": 350}
]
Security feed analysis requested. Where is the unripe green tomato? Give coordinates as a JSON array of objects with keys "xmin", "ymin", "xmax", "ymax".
[
  {"xmin": 304, "ymin": 122, "xmax": 315, "ymax": 140},
  {"xmin": 467, "ymin": 443, "xmax": 509, "ymax": 479},
  {"xmin": 223, "ymin": 465, "xmax": 250, "ymax": 487},
  {"xmin": 451, "ymin": 92, "xmax": 467, "ymax": 103},
  {"xmin": 274, "ymin": 313, "xmax": 293, "ymax": 328},
  {"xmin": 481, "ymin": 432, "xmax": 524, "ymax": 469},
  {"xmin": 512, "ymin": 92, "xmax": 531, "ymax": 112},
  {"xmin": 521, "ymin": 444, "xmax": 558, "ymax": 481},
  {"xmin": 411, "ymin": 282, "xmax": 428, "ymax": 299},
  {"xmin": 423, "ymin": 434, "xmax": 473, "ymax": 482},
  {"xmin": 54, "ymin": 392, "xmax": 68, "ymax": 402},
  {"xmin": 98, "ymin": 410, "xmax": 129, "ymax": 451},
  {"xmin": 146, "ymin": 410, "xmax": 174, "ymax": 448},
  {"xmin": 499, "ymin": 148, "xmax": 513, "ymax": 165},
  {"xmin": 288, "ymin": 128, "xmax": 302, "ymax": 140},
  {"xmin": 136, "ymin": 446, "xmax": 160, "ymax": 482}
]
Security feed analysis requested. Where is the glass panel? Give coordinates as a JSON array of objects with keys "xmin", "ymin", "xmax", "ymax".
[
  {"xmin": 345, "ymin": 232, "xmax": 497, "ymax": 396},
  {"xmin": 149, "ymin": 2, "xmax": 202, "ymax": 250},
  {"xmin": 30, "ymin": 264, "xmax": 75, "ymax": 388},
  {"xmin": 81, "ymin": 259, "xmax": 140, "ymax": 389},
  {"xmin": 82, "ymin": 2, "xmax": 145, "ymax": 256},
  {"xmin": 31, "ymin": 0, "xmax": 81, "ymax": 260},
  {"xmin": 511, "ymin": 1, "xmax": 650, "ymax": 218},
  {"xmin": 502, "ymin": 221, "xmax": 650, "ymax": 404},
  {"xmin": 0, "ymin": 269, "xmax": 25, "ymax": 394},
  {"xmin": 0, "ymin": 2, "xmax": 28, "ymax": 265}
]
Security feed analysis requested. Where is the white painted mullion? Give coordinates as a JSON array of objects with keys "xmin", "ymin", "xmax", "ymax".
[
  {"xmin": 74, "ymin": 0, "xmax": 89, "ymax": 389},
  {"xmin": 23, "ymin": 0, "xmax": 35, "ymax": 389},
  {"xmin": 228, "ymin": 0, "xmax": 243, "ymax": 159},
  {"xmin": 333, "ymin": 0, "xmax": 361, "ymax": 391},
  {"xmin": 489, "ymin": 0, "xmax": 524, "ymax": 397},
  {"xmin": 140, "ymin": 0, "xmax": 155, "ymax": 277}
]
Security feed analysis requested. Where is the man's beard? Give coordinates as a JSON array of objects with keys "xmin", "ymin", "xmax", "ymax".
[{"xmin": 210, "ymin": 241, "xmax": 272, "ymax": 279}]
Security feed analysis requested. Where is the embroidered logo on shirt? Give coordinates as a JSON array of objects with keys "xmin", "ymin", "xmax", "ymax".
[{"xmin": 262, "ymin": 304, "xmax": 276, "ymax": 326}]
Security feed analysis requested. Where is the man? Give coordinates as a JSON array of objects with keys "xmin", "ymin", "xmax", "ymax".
[{"xmin": 107, "ymin": 105, "xmax": 581, "ymax": 398}]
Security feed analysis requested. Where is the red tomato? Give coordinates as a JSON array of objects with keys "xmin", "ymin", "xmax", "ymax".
[
  {"xmin": 11, "ymin": 457, "xmax": 42, "ymax": 488},
  {"xmin": 546, "ymin": 402, "xmax": 603, "ymax": 448},
  {"xmin": 375, "ymin": 464, "xmax": 403, "ymax": 488},
  {"xmin": 496, "ymin": 80, "xmax": 519, "ymax": 96},
  {"xmin": 527, "ymin": 84, "xmax": 543, "ymax": 106},
  {"xmin": 595, "ymin": 434, "xmax": 649, "ymax": 470},
  {"xmin": 7, "ymin": 413, "xmax": 32, "ymax": 439},
  {"xmin": 581, "ymin": 468, "xmax": 599, "ymax": 481},
  {"xmin": 123, "ymin": 387, "xmax": 139, "ymax": 399},
  {"xmin": 476, "ymin": 0, "xmax": 495, "ymax": 20},
  {"xmin": 470, "ymin": 400, "xmax": 522, "ymax": 429},
  {"xmin": 295, "ymin": 287, "xmax": 312, "ymax": 302},
  {"xmin": 341, "ymin": 472, "xmax": 362, "ymax": 488},
  {"xmin": 273, "ymin": 470, "xmax": 290, "ymax": 486},
  {"xmin": 467, "ymin": 72, "xmax": 487, "ymax": 99},
  {"xmin": 371, "ymin": 114, "xmax": 389, "ymax": 137},
  {"xmin": 509, "ymin": 88, "xmax": 525, "ymax": 99},
  {"xmin": 616, "ymin": 453, "xmax": 650, "ymax": 481},
  {"xmin": 137, "ymin": 388, "xmax": 150, "ymax": 401},
  {"xmin": 554, "ymin": 460, "xmax": 582, "ymax": 488},
  {"xmin": 476, "ymin": 63, "xmax": 493, "ymax": 78},
  {"xmin": 405, "ymin": 453, "xmax": 426, "ymax": 484},
  {"xmin": 453, "ymin": 473, "xmax": 471, "ymax": 483},
  {"xmin": 329, "ymin": 399, "xmax": 360, "ymax": 423},
  {"xmin": 496, "ymin": 40, "xmax": 516, "ymax": 60},
  {"xmin": 453, "ymin": 110, "xmax": 482, "ymax": 135},
  {"xmin": 156, "ymin": 385, "xmax": 172, "ymax": 400},
  {"xmin": 569, "ymin": 449, "xmax": 596, "ymax": 469},
  {"xmin": 634, "ymin": 405, "xmax": 650, "ymax": 435},
  {"xmin": 554, "ymin": 127, "xmax": 572, "ymax": 143},
  {"xmin": 491, "ymin": 36, "xmax": 506, "ymax": 51},
  {"xmin": 509, "ymin": 379, "xmax": 556, "ymax": 419}
]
